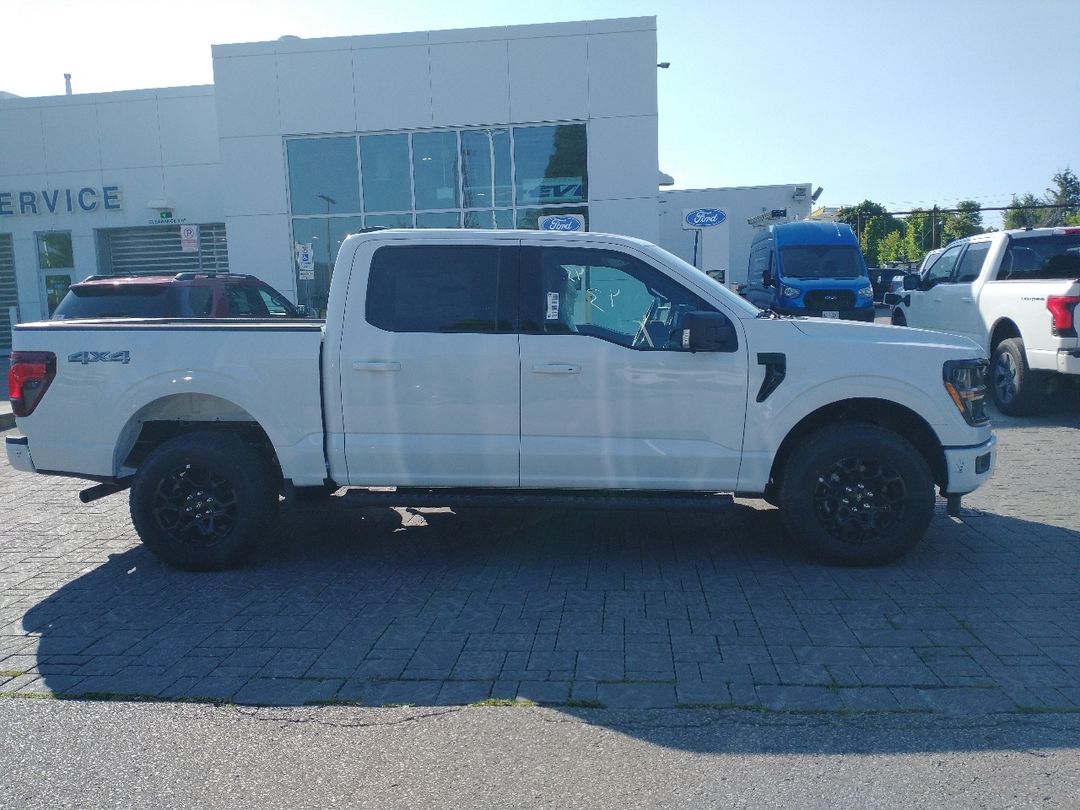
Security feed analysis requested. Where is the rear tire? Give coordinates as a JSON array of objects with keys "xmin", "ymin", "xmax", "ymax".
[
  {"xmin": 130, "ymin": 431, "xmax": 277, "ymax": 570},
  {"xmin": 777, "ymin": 423, "xmax": 934, "ymax": 566},
  {"xmin": 990, "ymin": 337, "xmax": 1042, "ymax": 416}
]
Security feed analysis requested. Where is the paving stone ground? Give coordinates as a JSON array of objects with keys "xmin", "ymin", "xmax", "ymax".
[{"xmin": 2, "ymin": 399, "xmax": 1078, "ymax": 713}]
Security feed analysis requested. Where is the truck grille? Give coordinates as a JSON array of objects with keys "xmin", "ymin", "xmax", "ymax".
[{"xmin": 805, "ymin": 290, "xmax": 855, "ymax": 310}]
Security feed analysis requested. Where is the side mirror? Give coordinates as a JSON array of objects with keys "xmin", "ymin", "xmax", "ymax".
[
  {"xmin": 902, "ymin": 274, "xmax": 920, "ymax": 291},
  {"xmin": 680, "ymin": 311, "xmax": 738, "ymax": 353},
  {"xmin": 762, "ymin": 269, "xmax": 774, "ymax": 287}
]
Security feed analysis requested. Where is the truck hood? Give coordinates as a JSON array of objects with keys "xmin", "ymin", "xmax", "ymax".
[{"xmin": 789, "ymin": 318, "xmax": 984, "ymax": 357}]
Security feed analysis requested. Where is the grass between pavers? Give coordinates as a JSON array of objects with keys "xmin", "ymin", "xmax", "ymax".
[{"xmin": 0, "ymin": 670, "xmax": 27, "ymax": 678}]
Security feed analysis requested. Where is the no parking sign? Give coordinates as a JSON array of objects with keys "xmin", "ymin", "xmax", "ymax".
[{"xmin": 180, "ymin": 224, "xmax": 199, "ymax": 252}]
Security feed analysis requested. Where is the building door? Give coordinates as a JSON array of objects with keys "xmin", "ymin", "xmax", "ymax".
[{"xmin": 35, "ymin": 231, "xmax": 74, "ymax": 318}]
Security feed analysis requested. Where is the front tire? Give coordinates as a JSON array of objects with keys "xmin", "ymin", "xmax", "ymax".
[
  {"xmin": 990, "ymin": 337, "xmax": 1042, "ymax": 416},
  {"xmin": 778, "ymin": 423, "xmax": 934, "ymax": 566},
  {"xmin": 130, "ymin": 431, "xmax": 278, "ymax": 570},
  {"xmin": 891, "ymin": 309, "xmax": 907, "ymax": 326}
]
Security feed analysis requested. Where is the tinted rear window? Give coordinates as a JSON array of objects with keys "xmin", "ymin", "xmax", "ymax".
[
  {"xmin": 366, "ymin": 245, "xmax": 508, "ymax": 333},
  {"xmin": 779, "ymin": 245, "xmax": 864, "ymax": 279},
  {"xmin": 52, "ymin": 286, "xmax": 170, "ymax": 319},
  {"xmin": 998, "ymin": 235, "xmax": 1080, "ymax": 281}
]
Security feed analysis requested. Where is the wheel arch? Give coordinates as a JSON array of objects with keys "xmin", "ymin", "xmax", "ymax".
[
  {"xmin": 115, "ymin": 393, "xmax": 283, "ymax": 486},
  {"xmin": 988, "ymin": 317, "xmax": 1021, "ymax": 353},
  {"xmin": 767, "ymin": 397, "xmax": 947, "ymax": 497}
]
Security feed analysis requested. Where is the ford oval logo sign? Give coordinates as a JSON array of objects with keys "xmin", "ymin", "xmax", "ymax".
[
  {"xmin": 684, "ymin": 208, "xmax": 727, "ymax": 228},
  {"xmin": 538, "ymin": 214, "xmax": 585, "ymax": 232}
]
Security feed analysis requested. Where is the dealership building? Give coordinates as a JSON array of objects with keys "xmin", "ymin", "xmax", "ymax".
[{"xmin": 0, "ymin": 16, "xmax": 810, "ymax": 351}]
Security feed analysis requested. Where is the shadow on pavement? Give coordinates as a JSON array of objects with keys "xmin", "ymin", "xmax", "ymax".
[{"xmin": 11, "ymin": 485, "xmax": 1080, "ymax": 755}]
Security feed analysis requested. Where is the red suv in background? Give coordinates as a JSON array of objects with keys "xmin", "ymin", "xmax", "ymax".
[{"xmin": 51, "ymin": 272, "xmax": 307, "ymax": 320}]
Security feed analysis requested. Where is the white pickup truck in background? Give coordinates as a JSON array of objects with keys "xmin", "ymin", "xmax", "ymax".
[
  {"xmin": 890, "ymin": 227, "xmax": 1080, "ymax": 415},
  {"xmin": 7, "ymin": 229, "xmax": 995, "ymax": 569}
]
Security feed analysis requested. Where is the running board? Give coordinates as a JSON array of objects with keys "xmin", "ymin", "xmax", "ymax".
[{"xmin": 333, "ymin": 487, "xmax": 737, "ymax": 512}]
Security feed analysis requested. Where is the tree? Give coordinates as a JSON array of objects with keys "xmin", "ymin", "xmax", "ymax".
[
  {"xmin": 902, "ymin": 208, "xmax": 943, "ymax": 260},
  {"xmin": 877, "ymin": 230, "xmax": 906, "ymax": 263},
  {"xmin": 837, "ymin": 200, "xmax": 899, "ymax": 266},
  {"xmin": 941, "ymin": 200, "xmax": 983, "ymax": 244},
  {"xmin": 1004, "ymin": 193, "xmax": 1042, "ymax": 230},
  {"xmin": 1040, "ymin": 168, "xmax": 1080, "ymax": 227}
]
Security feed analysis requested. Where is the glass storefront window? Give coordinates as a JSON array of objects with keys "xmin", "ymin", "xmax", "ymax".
[
  {"xmin": 291, "ymin": 215, "xmax": 362, "ymax": 315},
  {"xmin": 360, "ymin": 134, "xmax": 411, "ymax": 212},
  {"xmin": 412, "ymin": 131, "xmax": 459, "ymax": 210},
  {"xmin": 516, "ymin": 206, "xmax": 589, "ymax": 231},
  {"xmin": 513, "ymin": 124, "xmax": 587, "ymax": 206},
  {"xmin": 416, "ymin": 212, "xmax": 461, "ymax": 229},
  {"xmin": 461, "ymin": 129, "xmax": 511, "ymax": 208},
  {"xmin": 36, "ymin": 231, "xmax": 73, "ymax": 269},
  {"xmin": 365, "ymin": 213, "xmax": 413, "ymax": 229},
  {"xmin": 286, "ymin": 138, "xmax": 361, "ymax": 215}
]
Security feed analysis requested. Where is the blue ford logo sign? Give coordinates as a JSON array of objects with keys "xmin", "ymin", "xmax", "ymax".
[
  {"xmin": 685, "ymin": 208, "xmax": 727, "ymax": 228},
  {"xmin": 539, "ymin": 214, "xmax": 585, "ymax": 232}
]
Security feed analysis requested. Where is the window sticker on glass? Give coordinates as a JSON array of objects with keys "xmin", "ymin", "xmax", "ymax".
[{"xmin": 547, "ymin": 292, "xmax": 560, "ymax": 320}]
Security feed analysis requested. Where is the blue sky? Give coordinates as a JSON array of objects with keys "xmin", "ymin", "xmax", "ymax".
[{"xmin": 4, "ymin": 0, "xmax": 1079, "ymax": 221}]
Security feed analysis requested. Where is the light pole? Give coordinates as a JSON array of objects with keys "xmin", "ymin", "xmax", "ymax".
[{"xmin": 316, "ymin": 194, "xmax": 336, "ymax": 316}]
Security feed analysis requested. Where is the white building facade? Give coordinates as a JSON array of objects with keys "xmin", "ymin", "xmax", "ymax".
[{"xmin": 0, "ymin": 15, "xmax": 809, "ymax": 352}]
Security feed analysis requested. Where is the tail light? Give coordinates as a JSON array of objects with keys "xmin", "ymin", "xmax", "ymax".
[
  {"xmin": 8, "ymin": 351, "xmax": 57, "ymax": 417},
  {"xmin": 1047, "ymin": 295, "xmax": 1079, "ymax": 338}
]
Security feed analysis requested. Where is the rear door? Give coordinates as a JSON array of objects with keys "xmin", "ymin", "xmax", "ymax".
[
  {"xmin": 337, "ymin": 240, "xmax": 521, "ymax": 487},
  {"xmin": 517, "ymin": 242, "xmax": 748, "ymax": 491}
]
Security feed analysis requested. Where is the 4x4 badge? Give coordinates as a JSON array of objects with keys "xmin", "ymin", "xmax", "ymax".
[{"xmin": 68, "ymin": 350, "xmax": 130, "ymax": 365}]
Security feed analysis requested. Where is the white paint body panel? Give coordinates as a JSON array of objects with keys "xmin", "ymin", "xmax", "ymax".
[
  {"xmin": 895, "ymin": 229, "xmax": 1080, "ymax": 376},
  {"xmin": 11, "ymin": 230, "xmax": 997, "ymax": 505}
]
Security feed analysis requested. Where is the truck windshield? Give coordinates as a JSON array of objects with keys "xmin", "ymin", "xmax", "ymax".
[
  {"xmin": 52, "ymin": 286, "xmax": 171, "ymax": 319},
  {"xmin": 779, "ymin": 246, "xmax": 863, "ymax": 279}
]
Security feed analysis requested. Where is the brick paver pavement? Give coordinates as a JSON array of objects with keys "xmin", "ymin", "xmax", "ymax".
[{"xmin": 2, "ymin": 401, "xmax": 1078, "ymax": 712}]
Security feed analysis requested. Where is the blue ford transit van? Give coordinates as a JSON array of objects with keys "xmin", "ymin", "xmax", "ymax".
[{"xmin": 743, "ymin": 222, "xmax": 875, "ymax": 321}]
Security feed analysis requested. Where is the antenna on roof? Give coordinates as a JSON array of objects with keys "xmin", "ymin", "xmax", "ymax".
[{"xmin": 64, "ymin": 74, "xmax": 72, "ymax": 95}]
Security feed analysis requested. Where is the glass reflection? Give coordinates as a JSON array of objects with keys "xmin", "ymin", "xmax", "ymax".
[
  {"xmin": 461, "ymin": 129, "xmax": 511, "ymax": 208},
  {"xmin": 413, "ymin": 131, "xmax": 459, "ymax": 210},
  {"xmin": 292, "ymin": 215, "xmax": 362, "ymax": 315},
  {"xmin": 416, "ymin": 211, "xmax": 460, "ymax": 229},
  {"xmin": 513, "ymin": 124, "xmax": 587, "ymax": 206},
  {"xmin": 361, "ymin": 134, "xmax": 411, "ymax": 212},
  {"xmin": 286, "ymin": 138, "xmax": 360, "ymax": 215}
]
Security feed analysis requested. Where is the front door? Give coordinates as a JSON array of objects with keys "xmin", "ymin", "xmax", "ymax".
[
  {"xmin": 904, "ymin": 242, "xmax": 964, "ymax": 331},
  {"xmin": 338, "ymin": 241, "xmax": 520, "ymax": 487},
  {"xmin": 518, "ymin": 243, "xmax": 748, "ymax": 491}
]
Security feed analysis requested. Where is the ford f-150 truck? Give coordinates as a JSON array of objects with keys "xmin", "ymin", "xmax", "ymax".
[
  {"xmin": 6, "ymin": 229, "xmax": 996, "ymax": 569},
  {"xmin": 890, "ymin": 227, "xmax": 1080, "ymax": 415}
]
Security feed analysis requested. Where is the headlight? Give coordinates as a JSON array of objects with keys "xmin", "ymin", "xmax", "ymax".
[
  {"xmin": 859, "ymin": 285, "xmax": 874, "ymax": 298},
  {"xmin": 782, "ymin": 285, "xmax": 800, "ymax": 299},
  {"xmin": 943, "ymin": 359, "xmax": 989, "ymax": 426}
]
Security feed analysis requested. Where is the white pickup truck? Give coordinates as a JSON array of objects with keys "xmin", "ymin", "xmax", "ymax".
[
  {"xmin": 6, "ymin": 229, "xmax": 996, "ymax": 569},
  {"xmin": 889, "ymin": 227, "xmax": 1080, "ymax": 415}
]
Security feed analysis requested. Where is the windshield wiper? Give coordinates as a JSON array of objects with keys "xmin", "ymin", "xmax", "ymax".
[{"xmin": 756, "ymin": 307, "xmax": 784, "ymax": 319}]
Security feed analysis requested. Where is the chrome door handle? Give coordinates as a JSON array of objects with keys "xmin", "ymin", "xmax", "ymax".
[
  {"xmin": 532, "ymin": 363, "xmax": 580, "ymax": 374},
  {"xmin": 352, "ymin": 361, "xmax": 401, "ymax": 372}
]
